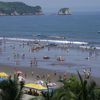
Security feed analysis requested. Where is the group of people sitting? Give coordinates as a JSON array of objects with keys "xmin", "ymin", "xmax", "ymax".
[{"xmin": 25, "ymin": 89, "xmax": 41, "ymax": 96}]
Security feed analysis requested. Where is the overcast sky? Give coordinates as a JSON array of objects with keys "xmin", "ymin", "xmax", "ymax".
[{"xmin": 1, "ymin": 0, "xmax": 100, "ymax": 13}]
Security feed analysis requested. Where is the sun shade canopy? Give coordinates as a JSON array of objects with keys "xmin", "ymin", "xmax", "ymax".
[{"xmin": 24, "ymin": 83, "xmax": 47, "ymax": 90}]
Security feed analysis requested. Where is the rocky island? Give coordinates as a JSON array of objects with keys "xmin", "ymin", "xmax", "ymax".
[
  {"xmin": 58, "ymin": 8, "xmax": 71, "ymax": 15},
  {"xmin": 0, "ymin": 1, "xmax": 43, "ymax": 16}
]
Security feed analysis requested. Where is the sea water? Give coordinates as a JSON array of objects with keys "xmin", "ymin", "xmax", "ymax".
[
  {"xmin": 0, "ymin": 12, "xmax": 100, "ymax": 77},
  {"xmin": 0, "ymin": 12, "xmax": 100, "ymax": 45}
]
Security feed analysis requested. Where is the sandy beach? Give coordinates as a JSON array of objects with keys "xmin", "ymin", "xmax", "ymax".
[
  {"xmin": 0, "ymin": 9, "xmax": 100, "ymax": 100},
  {"xmin": 0, "ymin": 38, "xmax": 100, "ymax": 87},
  {"xmin": 0, "ymin": 64, "xmax": 63, "ymax": 85},
  {"xmin": 0, "ymin": 38, "xmax": 100, "ymax": 77},
  {"xmin": 0, "ymin": 48, "xmax": 100, "ymax": 100},
  {"xmin": 0, "ymin": 63, "xmax": 100, "ymax": 87}
]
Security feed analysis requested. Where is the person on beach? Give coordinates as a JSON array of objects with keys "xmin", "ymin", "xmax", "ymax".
[
  {"xmin": 34, "ymin": 90, "xmax": 39, "ymax": 96},
  {"xmin": 22, "ymin": 42, "xmax": 25, "ymax": 48},
  {"xmin": 36, "ymin": 74, "xmax": 40, "ymax": 79},
  {"xmin": 8, "ymin": 75, "xmax": 12, "ymax": 80},
  {"xmin": 28, "ymin": 89, "xmax": 33, "ymax": 95},
  {"xmin": 30, "ymin": 60, "xmax": 33, "ymax": 67},
  {"xmin": 83, "ymin": 68, "xmax": 91, "ymax": 79},
  {"xmin": 42, "ymin": 75, "xmax": 45, "ymax": 79},
  {"xmin": 17, "ymin": 53, "xmax": 20, "ymax": 59},
  {"xmin": 0, "ymin": 48, "xmax": 2, "ymax": 54},
  {"xmin": 47, "ymin": 74, "xmax": 50, "ymax": 82},
  {"xmin": 63, "ymin": 72, "xmax": 67, "ymax": 80},
  {"xmin": 22, "ymin": 54, "xmax": 25, "ymax": 59},
  {"xmin": 89, "ymin": 51, "xmax": 92, "ymax": 57},
  {"xmin": 59, "ymin": 75, "xmax": 63, "ymax": 81},
  {"xmin": 15, "ymin": 60, "xmax": 20, "ymax": 65},
  {"xmin": 48, "ymin": 47, "xmax": 50, "ymax": 51},
  {"xmin": 31, "ymin": 71, "xmax": 34, "ymax": 76},
  {"xmin": 54, "ymin": 72, "xmax": 57, "ymax": 76},
  {"xmin": 13, "ymin": 53, "xmax": 16, "ymax": 59},
  {"xmin": 34, "ymin": 57, "xmax": 37, "ymax": 66}
]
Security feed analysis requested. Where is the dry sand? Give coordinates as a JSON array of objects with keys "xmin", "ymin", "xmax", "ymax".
[
  {"xmin": 0, "ymin": 64, "xmax": 100, "ymax": 87},
  {"xmin": 0, "ymin": 64, "xmax": 64, "ymax": 86},
  {"xmin": 0, "ymin": 64, "xmax": 100, "ymax": 100}
]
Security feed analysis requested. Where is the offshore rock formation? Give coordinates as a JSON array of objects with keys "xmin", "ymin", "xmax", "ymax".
[{"xmin": 58, "ymin": 8, "xmax": 71, "ymax": 15}]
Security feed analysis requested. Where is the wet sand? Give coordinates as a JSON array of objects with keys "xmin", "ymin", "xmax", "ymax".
[
  {"xmin": 0, "ymin": 64, "xmax": 63, "ymax": 86},
  {"xmin": 0, "ymin": 38, "xmax": 100, "ymax": 86},
  {"xmin": 0, "ymin": 38, "xmax": 100, "ymax": 78},
  {"xmin": 0, "ymin": 64, "xmax": 100, "ymax": 87}
]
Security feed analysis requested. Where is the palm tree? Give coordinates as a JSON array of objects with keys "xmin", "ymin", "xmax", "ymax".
[
  {"xmin": 0, "ymin": 75, "xmax": 24, "ymax": 100},
  {"xmin": 30, "ymin": 72, "xmax": 100, "ymax": 100},
  {"xmin": 77, "ymin": 71, "xmax": 100, "ymax": 100},
  {"xmin": 51, "ymin": 72, "xmax": 100, "ymax": 100},
  {"xmin": 51, "ymin": 75, "xmax": 78, "ymax": 100}
]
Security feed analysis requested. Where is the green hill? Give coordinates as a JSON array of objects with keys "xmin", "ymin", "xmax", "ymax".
[{"xmin": 0, "ymin": 1, "xmax": 43, "ymax": 16}]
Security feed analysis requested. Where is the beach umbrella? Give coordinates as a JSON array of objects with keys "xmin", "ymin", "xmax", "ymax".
[
  {"xmin": 24, "ymin": 83, "xmax": 47, "ymax": 90},
  {"xmin": 0, "ymin": 72, "xmax": 8, "ymax": 78},
  {"xmin": 0, "ymin": 78, "xmax": 6, "ymax": 81}
]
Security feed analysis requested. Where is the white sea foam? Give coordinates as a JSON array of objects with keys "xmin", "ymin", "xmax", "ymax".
[
  {"xmin": 80, "ymin": 46, "xmax": 100, "ymax": 50},
  {"xmin": 96, "ymin": 47, "xmax": 100, "ymax": 50},
  {"xmin": 40, "ymin": 39, "xmax": 88, "ymax": 45},
  {"xmin": 0, "ymin": 37, "xmax": 88, "ymax": 45}
]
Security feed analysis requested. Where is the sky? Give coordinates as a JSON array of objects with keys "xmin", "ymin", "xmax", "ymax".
[{"xmin": 1, "ymin": 0, "xmax": 100, "ymax": 13}]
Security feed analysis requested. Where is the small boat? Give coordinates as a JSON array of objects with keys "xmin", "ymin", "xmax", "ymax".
[
  {"xmin": 85, "ymin": 57, "xmax": 90, "ymax": 60},
  {"xmin": 43, "ymin": 56, "xmax": 50, "ymax": 59}
]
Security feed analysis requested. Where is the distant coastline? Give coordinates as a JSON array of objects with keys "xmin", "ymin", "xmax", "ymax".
[
  {"xmin": 0, "ymin": 1, "xmax": 72, "ymax": 16},
  {"xmin": 0, "ymin": 1, "xmax": 43, "ymax": 16}
]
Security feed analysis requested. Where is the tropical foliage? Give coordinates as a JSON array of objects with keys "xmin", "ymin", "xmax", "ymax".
[
  {"xmin": 32, "ymin": 72, "xmax": 100, "ymax": 100},
  {"xmin": 0, "ymin": 75, "xmax": 24, "ymax": 100},
  {"xmin": 51, "ymin": 72, "xmax": 100, "ymax": 100},
  {"xmin": 0, "ymin": 72, "xmax": 100, "ymax": 100}
]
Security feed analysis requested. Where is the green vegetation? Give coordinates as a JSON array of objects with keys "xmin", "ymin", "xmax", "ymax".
[
  {"xmin": 0, "ymin": 72, "xmax": 100, "ymax": 100},
  {"xmin": 0, "ymin": 75, "xmax": 24, "ymax": 100},
  {"xmin": 52, "ymin": 72, "xmax": 100, "ymax": 100},
  {"xmin": 30, "ymin": 72, "xmax": 100, "ymax": 100},
  {"xmin": 0, "ymin": 1, "xmax": 43, "ymax": 16}
]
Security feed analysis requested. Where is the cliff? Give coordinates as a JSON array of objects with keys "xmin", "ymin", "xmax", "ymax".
[{"xmin": 0, "ymin": 1, "xmax": 43, "ymax": 16}]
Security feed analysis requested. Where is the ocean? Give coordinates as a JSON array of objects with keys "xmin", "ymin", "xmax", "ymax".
[
  {"xmin": 0, "ymin": 12, "xmax": 100, "ymax": 46},
  {"xmin": 0, "ymin": 12, "xmax": 100, "ymax": 77}
]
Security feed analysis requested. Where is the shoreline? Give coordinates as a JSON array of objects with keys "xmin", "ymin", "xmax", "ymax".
[
  {"xmin": 0, "ymin": 36, "xmax": 100, "ymax": 51},
  {"xmin": 0, "ymin": 36, "xmax": 88, "ymax": 45},
  {"xmin": 0, "ymin": 63, "xmax": 100, "ymax": 87},
  {"xmin": 0, "ymin": 37, "xmax": 100, "ymax": 81}
]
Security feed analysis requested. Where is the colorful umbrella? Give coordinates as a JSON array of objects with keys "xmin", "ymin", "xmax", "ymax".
[
  {"xmin": 0, "ymin": 72, "xmax": 8, "ymax": 78},
  {"xmin": 0, "ymin": 78, "xmax": 6, "ymax": 81},
  {"xmin": 24, "ymin": 83, "xmax": 47, "ymax": 90}
]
